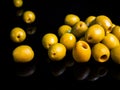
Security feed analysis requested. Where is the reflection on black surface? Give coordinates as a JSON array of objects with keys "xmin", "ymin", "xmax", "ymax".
[
  {"xmin": 15, "ymin": 62, "xmax": 36, "ymax": 77},
  {"xmin": 26, "ymin": 25, "xmax": 37, "ymax": 35},
  {"xmin": 12, "ymin": 56, "xmax": 120, "ymax": 81},
  {"xmin": 44, "ymin": 54, "xmax": 111, "ymax": 81},
  {"xmin": 64, "ymin": 58, "xmax": 75, "ymax": 68},
  {"xmin": 45, "ymin": 56, "xmax": 110, "ymax": 81},
  {"xmin": 72, "ymin": 63, "xmax": 90, "ymax": 80},
  {"xmin": 97, "ymin": 66, "xmax": 108, "ymax": 78},
  {"xmin": 86, "ymin": 65, "xmax": 108, "ymax": 81},
  {"xmin": 16, "ymin": 8, "xmax": 24, "ymax": 17},
  {"xmin": 48, "ymin": 60, "xmax": 66, "ymax": 77}
]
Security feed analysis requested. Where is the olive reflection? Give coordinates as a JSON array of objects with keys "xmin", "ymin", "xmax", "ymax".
[
  {"xmin": 16, "ymin": 9, "xmax": 24, "ymax": 17},
  {"xmin": 26, "ymin": 26, "xmax": 37, "ymax": 35},
  {"xmin": 97, "ymin": 66, "xmax": 108, "ymax": 78},
  {"xmin": 73, "ymin": 63, "xmax": 91, "ymax": 80},
  {"xmin": 48, "ymin": 61, "xmax": 66, "ymax": 77},
  {"xmin": 64, "ymin": 59, "xmax": 75, "ymax": 68},
  {"xmin": 15, "ymin": 63, "xmax": 36, "ymax": 77},
  {"xmin": 72, "ymin": 63, "xmax": 108, "ymax": 81},
  {"xmin": 86, "ymin": 65, "xmax": 108, "ymax": 81}
]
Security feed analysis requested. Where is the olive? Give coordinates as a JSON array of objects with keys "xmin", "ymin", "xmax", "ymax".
[
  {"xmin": 23, "ymin": 10, "xmax": 36, "ymax": 24},
  {"xmin": 13, "ymin": 0, "xmax": 23, "ymax": 8}
]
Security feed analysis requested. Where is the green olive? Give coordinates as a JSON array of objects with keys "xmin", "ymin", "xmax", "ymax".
[
  {"xmin": 85, "ymin": 15, "xmax": 96, "ymax": 27},
  {"xmin": 23, "ymin": 10, "xmax": 36, "ymax": 24},
  {"xmin": 10, "ymin": 27, "xmax": 26, "ymax": 43},
  {"xmin": 13, "ymin": 0, "xmax": 23, "ymax": 8},
  {"xmin": 95, "ymin": 15, "xmax": 113, "ymax": 34},
  {"xmin": 85, "ymin": 24, "xmax": 105, "ymax": 44},
  {"xmin": 72, "ymin": 21, "xmax": 88, "ymax": 38},
  {"xmin": 64, "ymin": 14, "xmax": 80, "ymax": 26}
]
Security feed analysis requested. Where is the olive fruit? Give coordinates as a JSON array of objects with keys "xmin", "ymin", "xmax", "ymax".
[
  {"xmin": 85, "ymin": 15, "xmax": 96, "ymax": 27},
  {"xmin": 58, "ymin": 25, "xmax": 72, "ymax": 37},
  {"xmin": 85, "ymin": 24, "xmax": 105, "ymax": 44},
  {"xmin": 95, "ymin": 15, "xmax": 113, "ymax": 34},
  {"xmin": 13, "ymin": 0, "xmax": 23, "ymax": 8},
  {"xmin": 72, "ymin": 40, "xmax": 91, "ymax": 63},
  {"xmin": 72, "ymin": 21, "xmax": 88, "ymax": 38},
  {"xmin": 42, "ymin": 33, "xmax": 58, "ymax": 49},
  {"xmin": 48, "ymin": 43, "xmax": 66, "ymax": 61},
  {"xmin": 102, "ymin": 33, "xmax": 120, "ymax": 49},
  {"xmin": 12, "ymin": 45, "xmax": 34, "ymax": 63},
  {"xmin": 60, "ymin": 33, "xmax": 76, "ymax": 50},
  {"xmin": 64, "ymin": 14, "xmax": 80, "ymax": 26},
  {"xmin": 10, "ymin": 27, "xmax": 26, "ymax": 43},
  {"xmin": 23, "ymin": 10, "xmax": 36, "ymax": 24},
  {"xmin": 111, "ymin": 25, "xmax": 120, "ymax": 41},
  {"xmin": 92, "ymin": 43, "xmax": 110, "ymax": 63},
  {"xmin": 111, "ymin": 45, "xmax": 120, "ymax": 64}
]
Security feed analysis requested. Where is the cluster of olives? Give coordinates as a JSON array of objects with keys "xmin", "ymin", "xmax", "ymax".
[
  {"xmin": 42, "ymin": 14, "xmax": 120, "ymax": 64},
  {"xmin": 10, "ymin": 0, "xmax": 36, "ymax": 63}
]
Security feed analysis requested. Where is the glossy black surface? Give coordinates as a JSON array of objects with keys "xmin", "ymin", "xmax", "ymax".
[{"xmin": 1, "ymin": 0, "xmax": 120, "ymax": 88}]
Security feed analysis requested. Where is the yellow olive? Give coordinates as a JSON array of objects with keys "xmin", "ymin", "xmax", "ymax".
[
  {"xmin": 42, "ymin": 33, "xmax": 58, "ymax": 49},
  {"xmin": 111, "ymin": 25, "xmax": 120, "ymax": 41},
  {"xmin": 85, "ymin": 24, "xmax": 105, "ymax": 44},
  {"xmin": 102, "ymin": 33, "xmax": 120, "ymax": 49},
  {"xmin": 48, "ymin": 43, "xmax": 66, "ymax": 61},
  {"xmin": 23, "ymin": 10, "xmax": 36, "ymax": 24},
  {"xmin": 72, "ymin": 40, "xmax": 91, "ymax": 63},
  {"xmin": 10, "ymin": 27, "xmax": 26, "ymax": 43},
  {"xmin": 72, "ymin": 21, "xmax": 88, "ymax": 38},
  {"xmin": 13, "ymin": 0, "xmax": 23, "ymax": 8},
  {"xmin": 58, "ymin": 25, "xmax": 72, "ymax": 37},
  {"xmin": 92, "ymin": 43, "xmax": 110, "ymax": 63},
  {"xmin": 111, "ymin": 45, "xmax": 120, "ymax": 64},
  {"xmin": 64, "ymin": 14, "xmax": 80, "ymax": 26},
  {"xmin": 13, "ymin": 45, "xmax": 34, "ymax": 63},
  {"xmin": 95, "ymin": 15, "xmax": 113, "ymax": 34},
  {"xmin": 85, "ymin": 15, "xmax": 96, "ymax": 27}
]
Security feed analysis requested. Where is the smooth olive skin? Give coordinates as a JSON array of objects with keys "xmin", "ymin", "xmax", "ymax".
[
  {"xmin": 23, "ymin": 11, "xmax": 36, "ymax": 24},
  {"xmin": 95, "ymin": 15, "xmax": 113, "ymax": 34},
  {"xmin": 64, "ymin": 14, "xmax": 80, "ymax": 26},
  {"xmin": 10, "ymin": 27, "xmax": 26, "ymax": 43},
  {"xmin": 72, "ymin": 21, "xmax": 88, "ymax": 38},
  {"xmin": 13, "ymin": 0, "xmax": 23, "ymax": 8}
]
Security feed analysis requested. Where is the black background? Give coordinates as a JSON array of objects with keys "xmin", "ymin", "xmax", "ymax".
[{"xmin": 1, "ymin": 0, "xmax": 120, "ymax": 89}]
